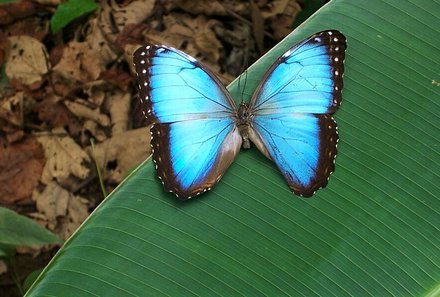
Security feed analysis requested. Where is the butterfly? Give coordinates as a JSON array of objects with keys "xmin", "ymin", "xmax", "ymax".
[{"xmin": 133, "ymin": 30, "xmax": 346, "ymax": 200}]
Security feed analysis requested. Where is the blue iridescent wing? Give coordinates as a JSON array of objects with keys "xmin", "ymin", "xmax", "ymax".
[
  {"xmin": 248, "ymin": 30, "xmax": 346, "ymax": 196},
  {"xmin": 134, "ymin": 45, "xmax": 237, "ymax": 122},
  {"xmin": 133, "ymin": 45, "xmax": 241, "ymax": 199}
]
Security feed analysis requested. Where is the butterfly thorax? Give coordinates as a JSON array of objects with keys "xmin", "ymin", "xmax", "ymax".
[{"xmin": 237, "ymin": 102, "xmax": 252, "ymax": 149}]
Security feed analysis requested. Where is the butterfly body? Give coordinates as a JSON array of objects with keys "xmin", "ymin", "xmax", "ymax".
[{"xmin": 134, "ymin": 30, "xmax": 346, "ymax": 199}]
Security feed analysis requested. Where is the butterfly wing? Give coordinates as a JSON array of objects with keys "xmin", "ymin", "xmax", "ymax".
[
  {"xmin": 133, "ymin": 45, "xmax": 241, "ymax": 199},
  {"xmin": 248, "ymin": 30, "xmax": 346, "ymax": 196}
]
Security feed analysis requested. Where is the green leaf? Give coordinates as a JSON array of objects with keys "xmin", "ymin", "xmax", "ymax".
[
  {"xmin": 23, "ymin": 268, "xmax": 44, "ymax": 293},
  {"xmin": 0, "ymin": 207, "xmax": 60, "ymax": 247},
  {"xmin": 50, "ymin": 0, "xmax": 98, "ymax": 33},
  {"xmin": 27, "ymin": 0, "xmax": 440, "ymax": 296},
  {"xmin": 0, "ymin": 244, "xmax": 14, "ymax": 258}
]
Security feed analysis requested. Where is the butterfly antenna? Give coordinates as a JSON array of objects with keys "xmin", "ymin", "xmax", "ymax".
[{"xmin": 240, "ymin": 69, "xmax": 248, "ymax": 104}]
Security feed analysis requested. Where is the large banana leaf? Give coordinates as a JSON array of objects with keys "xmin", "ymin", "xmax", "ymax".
[{"xmin": 26, "ymin": 0, "xmax": 440, "ymax": 296}]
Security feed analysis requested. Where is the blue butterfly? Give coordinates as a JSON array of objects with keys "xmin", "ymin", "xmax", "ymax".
[{"xmin": 133, "ymin": 30, "xmax": 346, "ymax": 199}]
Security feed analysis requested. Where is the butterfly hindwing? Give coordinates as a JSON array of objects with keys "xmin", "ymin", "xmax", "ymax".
[
  {"xmin": 134, "ymin": 45, "xmax": 241, "ymax": 199},
  {"xmin": 151, "ymin": 119, "xmax": 241, "ymax": 199},
  {"xmin": 249, "ymin": 30, "xmax": 346, "ymax": 196},
  {"xmin": 250, "ymin": 114, "xmax": 338, "ymax": 197}
]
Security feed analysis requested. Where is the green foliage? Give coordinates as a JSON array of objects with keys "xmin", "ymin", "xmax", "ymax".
[
  {"xmin": 50, "ymin": 0, "xmax": 98, "ymax": 33},
  {"xmin": 26, "ymin": 0, "xmax": 440, "ymax": 296},
  {"xmin": 0, "ymin": 207, "xmax": 60, "ymax": 294},
  {"xmin": 0, "ymin": 207, "xmax": 60, "ymax": 247},
  {"xmin": 23, "ymin": 268, "xmax": 44, "ymax": 292}
]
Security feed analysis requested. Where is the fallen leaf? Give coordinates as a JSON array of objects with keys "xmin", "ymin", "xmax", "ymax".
[
  {"xmin": 261, "ymin": 0, "xmax": 301, "ymax": 41},
  {"xmin": 82, "ymin": 120, "xmax": 107, "ymax": 142},
  {"xmin": 99, "ymin": 68, "xmax": 133, "ymax": 91},
  {"xmin": 167, "ymin": 0, "xmax": 226, "ymax": 16},
  {"xmin": 58, "ymin": 194, "xmax": 89, "ymax": 240},
  {"xmin": 32, "ymin": 181, "xmax": 90, "ymax": 240},
  {"xmin": 0, "ymin": 91, "xmax": 23, "ymax": 127},
  {"xmin": 6, "ymin": 35, "xmax": 50, "ymax": 87},
  {"xmin": 33, "ymin": 181, "xmax": 69, "ymax": 222},
  {"xmin": 100, "ymin": 0, "xmax": 155, "ymax": 44},
  {"xmin": 87, "ymin": 127, "xmax": 150, "ymax": 183},
  {"xmin": 52, "ymin": 41, "xmax": 102, "ymax": 83},
  {"xmin": 0, "ymin": 138, "xmax": 45, "ymax": 204},
  {"xmin": 35, "ymin": 96, "xmax": 73, "ymax": 129},
  {"xmin": 6, "ymin": 16, "xmax": 49, "ymax": 42},
  {"xmin": 0, "ymin": 0, "xmax": 36, "ymax": 25},
  {"xmin": 36, "ymin": 128, "xmax": 91, "ymax": 185},
  {"xmin": 64, "ymin": 100, "xmax": 110, "ymax": 127},
  {"xmin": 251, "ymin": 0, "xmax": 264, "ymax": 53},
  {"xmin": 105, "ymin": 90, "xmax": 130, "ymax": 135}
]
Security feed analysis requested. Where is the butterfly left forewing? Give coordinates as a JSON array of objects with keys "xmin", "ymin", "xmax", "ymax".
[
  {"xmin": 248, "ymin": 30, "xmax": 346, "ymax": 196},
  {"xmin": 134, "ymin": 45, "xmax": 241, "ymax": 199}
]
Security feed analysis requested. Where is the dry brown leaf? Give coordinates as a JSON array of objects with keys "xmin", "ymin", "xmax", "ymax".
[
  {"xmin": 161, "ymin": 13, "xmax": 194, "ymax": 43},
  {"xmin": 144, "ymin": 14, "xmax": 223, "ymax": 73},
  {"xmin": 82, "ymin": 120, "xmax": 107, "ymax": 142},
  {"xmin": 261, "ymin": 0, "xmax": 295, "ymax": 18},
  {"xmin": 52, "ymin": 41, "xmax": 102, "ymax": 83},
  {"xmin": 111, "ymin": 0, "xmax": 155, "ymax": 32},
  {"xmin": 88, "ymin": 126, "xmax": 150, "ymax": 183},
  {"xmin": 85, "ymin": 18, "xmax": 118, "ymax": 64},
  {"xmin": 52, "ymin": 14, "xmax": 124, "ymax": 87},
  {"xmin": 6, "ymin": 35, "xmax": 49, "ymax": 86},
  {"xmin": 35, "ymin": 96, "xmax": 76, "ymax": 129},
  {"xmin": 33, "ymin": 181, "xmax": 69, "ymax": 223},
  {"xmin": 64, "ymin": 100, "xmax": 110, "ymax": 127},
  {"xmin": 98, "ymin": 0, "xmax": 155, "ymax": 48},
  {"xmin": 124, "ymin": 43, "xmax": 140, "ymax": 74},
  {"xmin": 0, "ymin": 91, "xmax": 23, "ymax": 127},
  {"xmin": 58, "ymin": 193, "xmax": 89, "ymax": 240},
  {"xmin": 106, "ymin": 91, "xmax": 130, "ymax": 135},
  {"xmin": 32, "ymin": 181, "xmax": 90, "ymax": 240},
  {"xmin": 251, "ymin": 0, "xmax": 264, "ymax": 53},
  {"xmin": 262, "ymin": 0, "xmax": 301, "ymax": 41},
  {"xmin": 167, "ymin": 0, "xmax": 226, "ymax": 16},
  {"xmin": 0, "ymin": 0, "xmax": 36, "ymax": 25},
  {"xmin": 192, "ymin": 17, "xmax": 223, "ymax": 63},
  {"xmin": 6, "ymin": 16, "xmax": 49, "ymax": 42},
  {"xmin": 0, "ymin": 138, "xmax": 45, "ymax": 204},
  {"xmin": 82, "ymin": 81, "xmax": 107, "ymax": 106},
  {"xmin": 37, "ymin": 128, "xmax": 90, "ymax": 185}
]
